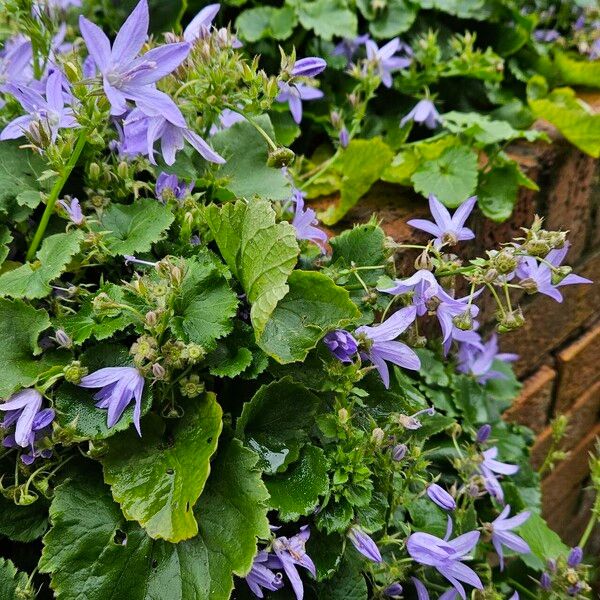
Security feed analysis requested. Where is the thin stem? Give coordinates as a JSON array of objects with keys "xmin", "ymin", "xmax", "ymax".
[
  {"xmin": 26, "ymin": 131, "xmax": 87, "ymax": 261},
  {"xmin": 486, "ymin": 282, "xmax": 506, "ymax": 318},
  {"xmin": 223, "ymin": 105, "xmax": 278, "ymax": 151},
  {"xmin": 578, "ymin": 509, "xmax": 598, "ymax": 548},
  {"xmin": 299, "ymin": 149, "xmax": 340, "ymax": 190}
]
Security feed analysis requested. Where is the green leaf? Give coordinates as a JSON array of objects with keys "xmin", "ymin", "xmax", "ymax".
[
  {"xmin": 92, "ymin": 199, "xmax": 174, "ymax": 256},
  {"xmin": 236, "ymin": 378, "xmax": 320, "ymax": 474},
  {"xmin": 306, "ymin": 530, "xmax": 345, "ymax": 581},
  {"xmin": 516, "ymin": 512, "xmax": 568, "ymax": 571},
  {"xmin": 297, "ymin": 0, "xmax": 358, "ymax": 41},
  {"xmin": 266, "ymin": 445, "xmax": 329, "ymax": 521},
  {"xmin": 319, "ymin": 138, "xmax": 393, "ymax": 225},
  {"xmin": 528, "ymin": 81, "xmax": 600, "ymax": 158},
  {"xmin": 53, "ymin": 344, "xmax": 152, "ymax": 441},
  {"xmin": 417, "ymin": 0, "xmax": 486, "ymax": 19},
  {"xmin": 258, "ymin": 270, "xmax": 361, "ymax": 363},
  {"xmin": 59, "ymin": 284, "xmax": 137, "ymax": 345},
  {"xmin": 0, "ymin": 140, "xmax": 49, "ymax": 220},
  {"xmin": 170, "ymin": 253, "xmax": 238, "ymax": 350},
  {"xmin": 205, "ymin": 199, "xmax": 299, "ymax": 336},
  {"xmin": 554, "ymin": 50, "xmax": 600, "ymax": 89},
  {"xmin": 0, "ymin": 231, "xmax": 83, "ymax": 299},
  {"xmin": 357, "ymin": 0, "xmax": 417, "ymax": 38},
  {"xmin": 0, "ymin": 298, "xmax": 51, "ymax": 398},
  {"xmin": 315, "ymin": 497, "xmax": 354, "ymax": 533},
  {"xmin": 0, "ymin": 557, "xmax": 33, "ymax": 600},
  {"xmin": 101, "ymin": 394, "xmax": 222, "ymax": 542},
  {"xmin": 235, "ymin": 6, "xmax": 297, "ymax": 41},
  {"xmin": 40, "ymin": 439, "xmax": 270, "ymax": 600},
  {"xmin": 317, "ymin": 557, "xmax": 367, "ymax": 600},
  {"xmin": 407, "ymin": 497, "xmax": 449, "ymax": 537},
  {"xmin": 0, "ymin": 225, "xmax": 12, "ymax": 265},
  {"xmin": 270, "ymin": 110, "xmax": 301, "ymax": 147},
  {"xmin": 0, "ymin": 495, "xmax": 48, "ymax": 542},
  {"xmin": 412, "ymin": 145, "xmax": 479, "ymax": 208},
  {"xmin": 211, "ymin": 116, "xmax": 291, "ymax": 200},
  {"xmin": 477, "ymin": 161, "xmax": 538, "ymax": 222}
]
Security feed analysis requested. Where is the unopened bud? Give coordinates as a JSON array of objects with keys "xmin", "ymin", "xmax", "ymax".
[
  {"xmin": 330, "ymin": 111, "xmax": 342, "ymax": 128},
  {"xmin": 170, "ymin": 265, "xmax": 183, "ymax": 286},
  {"xmin": 88, "ymin": 162, "xmax": 101, "ymax": 182},
  {"xmin": 55, "ymin": 329, "xmax": 72, "ymax": 349},
  {"xmin": 63, "ymin": 360, "xmax": 88, "ymax": 384},
  {"xmin": 371, "ymin": 427, "xmax": 385, "ymax": 445},
  {"xmin": 338, "ymin": 408, "xmax": 349, "ymax": 424},
  {"xmin": 391, "ymin": 444, "xmax": 407, "ymax": 461},
  {"xmin": 414, "ymin": 250, "xmax": 433, "ymax": 271},
  {"xmin": 483, "ymin": 268, "xmax": 499, "ymax": 283},
  {"xmin": 152, "ymin": 363, "xmax": 166, "ymax": 379},
  {"xmin": 117, "ymin": 161, "xmax": 129, "ymax": 179},
  {"xmin": 267, "ymin": 147, "xmax": 295, "ymax": 168},
  {"xmin": 145, "ymin": 311, "xmax": 158, "ymax": 326},
  {"xmin": 492, "ymin": 249, "xmax": 517, "ymax": 274},
  {"xmin": 476, "ymin": 424, "xmax": 492, "ymax": 443}
]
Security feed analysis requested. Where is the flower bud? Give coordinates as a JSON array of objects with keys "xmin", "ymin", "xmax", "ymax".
[
  {"xmin": 427, "ymin": 483, "xmax": 456, "ymax": 511},
  {"xmin": 152, "ymin": 363, "xmax": 166, "ymax": 380},
  {"xmin": 338, "ymin": 408, "xmax": 349, "ymax": 424},
  {"xmin": 145, "ymin": 311, "xmax": 158, "ymax": 327},
  {"xmin": 383, "ymin": 583, "xmax": 403, "ymax": 598},
  {"xmin": 476, "ymin": 424, "xmax": 492, "ymax": 443},
  {"xmin": 117, "ymin": 161, "xmax": 129, "ymax": 179},
  {"xmin": 63, "ymin": 361, "xmax": 88, "ymax": 384},
  {"xmin": 391, "ymin": 444, "xmax": 407, "ymax": 461},
  {"xmin": 267, "ymin": 147, "xmax": 295, "ymax": 168},
  {"xmin": 414, "ymin": 250, "xmax": 433, "ymax": 271},
  {"xmin": 371, "ymin": 427, "xmax": 385, "ymax": 445},
  {"xmin": 55, "ymin": 329, "xmax": 72, "ymax": 349},
  {"xmin": 540, "ymin": 572, "xmax": 552, "ymax": 591},
  {"xmin": 330, "ymin": 111, "xmax": 342, "ymax": 128},
  {"xmin": 567, "ymin": 546, "xmax": 583, "ymax": 567},
  {"xmin": 339, "ymin": 127, "xmax": 349, "ymax": 149},
  {"xmin": 483, "ymin": 268, "xmax": 499, "ymax": 283}
]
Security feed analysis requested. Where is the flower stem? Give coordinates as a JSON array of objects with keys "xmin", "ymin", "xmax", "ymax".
[
  {"xmin": 578, "ymin": 509, "xmax": 598, "ymax": 548},
  {"xmin": 223, "ymin": 105, "xmax": 278, "ymax": 151},
  {"xmin": 26, "ymin": 131, "xmax": 87, "ymax": 261}
]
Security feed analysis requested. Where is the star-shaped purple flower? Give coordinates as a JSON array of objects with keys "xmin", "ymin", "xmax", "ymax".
[
  {"xmin": 333, "ymin": 34, "xmax": 370, "ymax": 62},
  {"xmin": 407, "ymin": 530, "xmax": 483, "ymax": 599},
  {"xmin": 291, "ymin": 191, "xmax": 328, "ymax": 250},
  {"xmin": 365, "ymin": 38, "xmax": 412, "ymax": 88},
  {"xmin": 457, "ymin": 334, "xmax": 518, "ymax": 384},
  {"xmin": 355, "ymin": 305, "xmax": 420, "ymax": 388},
  {"xmin": 245, "ymin": 550, "xmax": 284, "ymax": 598},
  {"xmin": 79, "ymin": 0, "xmax": 190, "ymax": 123},
  {"xmin": 324, "ymin": 329, "xmax": 358, "ymax": 362},
  {"xmin": 408, "ymin": 194, "xmax": 477, "ymax": 249},
  {"xmin": 516, "ymin": 242, "xmax": 591, "ymax": 302},
  {"xmin": 489, "ymin": 505, "xmax": 530, "ymax": 570},
  {"xmin": 1, "ymin": 70, "xmax": 78, "ymax": 143},
  {"xmin": 477, "ymin": 446, "xmax": 519, "ymax": 504},
  {"xmin": 400, "ymin": 99, "xmax": 442, "ymax": 129},
  {"xmin": 0, "ymin": 36, "xmax": 33, "ymax": 95},
  {"xmin": 79, "ymin": 366, "xmax": 145, "ymax": 435},
  {"xmin": 276, "ymin": 81, "xmax": 324, "ymax": 124},
  {"xmin": 59, "ymin": 197, "xmax": 84, "ymax": 224}
]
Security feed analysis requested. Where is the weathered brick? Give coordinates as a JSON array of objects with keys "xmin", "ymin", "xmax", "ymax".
[
  {"xmin": 531, "ymin": 380, "xmax": 600, "ymax": 469},
  {"xmin": 504, "ymin": 365, "xmax": 555, "ymax": 433},
  {"xmin": 554, "ymin": 321, "xmax": 600, "ymax": 414},
  {"xmin": 499, "ymin": 249, "xmax": 600, "ymax": 377},
  {"xmin": 541, "ymin": 423, "xmax": 600, "ymax": 512},
  {"xmin": 544, "ymin": 150, "xmax": 597, "ymax": 262}
]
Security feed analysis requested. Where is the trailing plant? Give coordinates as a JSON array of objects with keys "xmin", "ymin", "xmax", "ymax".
[{"xmin": 0, "ymin": 2, "xmax": 597, "ymax": 599}]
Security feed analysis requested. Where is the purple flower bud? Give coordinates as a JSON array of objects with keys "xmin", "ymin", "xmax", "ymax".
[
  {"xmin": 476, "ymin": 424, "xmax": 492, "ymax": 443},
  {"xmin": 392, "ymin": 444, "xmax": 407, "ymax": 461},
  {"xmin": 339, "ymin": 127, "xmax": 349, "ymax": 148},
  {"xmin": 347, "ymin": 526, "xmax": 382, "ymax": 563},
  {"xmin": 427, "ymin": 483, "xmax": 456, "ymax": 511},
  {"xmin": 384, "ymin": 583, "xmax": 403, "ymax": 597},
  {"xmin": 567, "ymin": 546, "xmax": 583, "ymax": 567},
  {"xmin": 547, "ymin": 558, "xmax": 557, "ymax": 572},
  {"xmin": 292, "ymin": 57, "xmax": 327, "ymax": 78},
  {"xmin": 54, "ymin": 329, "xmax": 72, "ymax": 348},
  {"xmin": 324, "ymin": 329, "xmax": 358, "ymax": 362},
  {"xmin": 540, "ymin": 572, "xmax": 552, "ymax": 590},
  {"xmin": 567, "ymin": 582, "xmax": 583, "ymax": 596}
]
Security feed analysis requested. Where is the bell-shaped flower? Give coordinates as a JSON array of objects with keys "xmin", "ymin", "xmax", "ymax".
[
  {"xmin": 477, "ymin": 446, "xmax": 519, "ymax": 504},
  {"xmin": 457, "ymin": 334, "xmax": 518, "ymax": 384},
  {"xmin": 365, "ymin": 38, "xmax": 411, "ymax": 88},
  {"xmin": 400, "ymin": 99, "xmax": 442, "ymax": 129},
  {"xmin": 276, "ymin": 81, "xmax": 324, "ymax": 124},
  {"xmin": 489, "ymin": 505, "xmax": 530, "ymax": 570}
]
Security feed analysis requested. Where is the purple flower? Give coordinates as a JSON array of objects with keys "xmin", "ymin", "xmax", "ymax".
[
  {"xmin": 79, "ymin": 367, "xmax": 145, "ymax": 435},
  {"xmin": 476, "ymin": 424, "xmax": 492, "ymax": 443},
  {"xmin": 276, "ymin": 81, "xmax": 323, "ymax": 124},
  {"xmin": 347, "ymin": 526, "xmax": 382, "ymax": 563},
  {"xmin": 477, "ymin": 446, "xmax": 519, "ymax": 503},
  {"xmin": 155, "ymin": 172, "xmax": 194, "ymax": 201},
  {"xmin": 400, "ymin": 99, "xmax": 442, "ymax": 129},
  {"xmin": 489, "ymin": 505, "xmax": 531, "ymax": 570},
  {"xmin": 411, "ymin": 580, "xmax": 458, "ymax": 600},
  {"xmin": 333, "ymin": 34, "xmax": 370, "ymax": 62},
  {"xmin": 398, "ymin": 407, "xmax": 435, "ymax": 430},
  {"xmin": 0, "ymin": 389, "xmax": 55, "ymax": 464},
  {"xmin": 427, "ymin": 483, "xmax": 456, "ymax": 511},
  {"xmin": 324, "ymin": 329, "xmax": 358, "ymax": 362},
  {"xmin": 534, "ymin": 29, "xmax": 560, "ymax": 42},
  {"xmin": 291, "ymin": 57, "xmax": 327, "ymax": 78},
  {"xmin": 378, "ymin": 269, "xmax": 439, "ymax": 317},
  {"xmin": 183, "ymin": 3, "xmax": 220, "ymax": 42},
  {"xmin": 540, "ymin": 572, "xmax": 552, "ymax": 590},
  {"xmin": 58, "ymin": 197, "xmax": 84, "ymax": 225},
  {"xmin": 1, "ymin": 70, "xmax": 78, "ymax": 143},
  {"xmin": 79, "ymin": 0, "xmax": 190, "ymax": 123},
  {"xmin": 291, "ymin": 192, "xmax": 328, "ymax": 250},
  {"xmin": 122, "ymin": 109, "xmax": 224, "ymax": 165},
  {"xmin": 355, "ymin": 306, "xmax": 420, "ymax": 388},
  {"xmin": 0, "ymin": 36, "xmax": 33, "ymax": 94},
  {"xmin": 365, "ymin": 38, "xmax": 412, "ymax": 88},
  {"xmin": 408, "ymin": 194, "xmax": 477, "ymax": 249},
  {"xmin": 383, "ymin": 582, "xmax": 403, "ymax": 597},
  {"xmin": 210, "ymin": 108, "xmax": 246, "ymax": 134},
  {"xmin": 245, "ymin": 550, "xmax": 284, "ymax": 598},
  {"xmin": 590, "ymin": 38, "xmax": 600, "ymax": 60},
  {"xmin": 567, "ymin": 546, "xmax": 583, "ymax": 567},
  {"xmin": 407, "ymin": 530, "xmax": 483, "ymax": 599},
  {"xmin": 392, "ymin": 443, "xmax": 407, "ymax": 461},
  {"xmin": 339, "ymin": 126, "xmax": 349, "ymax": 148},
  {"xmin": 516, "ymin": 243, "xmax": 591, "ymax": 302},
  {"xmin": 272, "ymin": 525, "xmax": 316, "ymax": 600},
  {"xmin": 435, "ymin": 288, "xmax": 481, "ymax": 348},
  {"xmin": 457, "ymin": 334, "xmax": 518, "ymax": 384}
]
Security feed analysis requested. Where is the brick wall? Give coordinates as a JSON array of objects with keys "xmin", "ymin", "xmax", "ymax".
[{"xmin": 315, "ymin": 94, "xmax": 600, "ymax": 549}]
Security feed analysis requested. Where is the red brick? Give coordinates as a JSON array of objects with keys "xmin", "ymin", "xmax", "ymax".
[
  {"xmin": 531, "ymin": 380, "xmax": 600, "ymax": 469},
  {"xmin": 504, "ymin": 365, "xmax": 555, "ymax": 433},
  {"xmin": 499, "ymin": 249, "xmax": 600, "ymax": 377},
  {"xmin": 554, "ymin": 321, "xmax": 600, "ymax": 413}
]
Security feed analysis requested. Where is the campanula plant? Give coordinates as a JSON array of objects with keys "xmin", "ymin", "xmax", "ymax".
[{"xmin": 0, "ymin": 2, "xmax": 596, "ymax": 600}]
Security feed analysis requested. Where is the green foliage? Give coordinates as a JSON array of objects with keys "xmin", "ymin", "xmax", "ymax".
[
  {"xmin": 205, "ymin": 199, "xmax": 299, "ymax": 337},
  {"xmin": 296, "ymin": 0, "xmax": 358, "ymax": 41},
  {"xmin": 0, "ymin": 495, "xmax": 48, "ymax": 542},
  {"xmin": 0, "ymin": 557, "xmax": 33, "ymax": 600},
  {"xmin": 101, "ymin": 394, "xmax": 223, "ymax": 542},
  {"xmin": 91, "ymin": 199, "xmax": 174, "ymax": 256},
  {"xmin": 235, "ymin": 6, "xmax": 297, "ymax": 41},
  {"xmin": 236, "ymin": 378, "xmax": 320, "ymax": 474},
  {"xmin": 0, "ymin": 231, "xmax": 82, "ymax": 299},
  {"xmin": 554, "ymin": 50, "xmax": 600, "ymax": 88},
  {"xmin": 517, "ymin": 512, "xmax": 569, "ymax": 571},
  {"xmin": 357, "ymin": 0, "xmax": 417, "ymax": 38}
]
